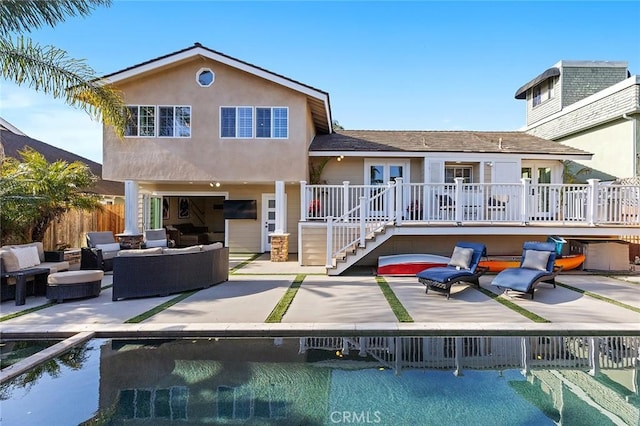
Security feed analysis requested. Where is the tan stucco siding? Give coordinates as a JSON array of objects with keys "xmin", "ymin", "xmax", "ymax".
[
  {"xmin": 557, "ymin": 119, "xmax": 635, "ymax": 179},
  {"xmin": 103, "ymin": 57, "xmax": 311, "ymax": 183}
]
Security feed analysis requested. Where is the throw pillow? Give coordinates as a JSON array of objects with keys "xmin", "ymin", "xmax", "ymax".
[
  {"xmin": 9, "ymin": 245, "xmax": 41, "ymax": 269},
  {"xmin": 448, "ymin": 246, "xmax": 473, "ymax": 269},
  {"xmin": 95, "ymin": 242, "xmax": 121, "ymax": 253},
  {"xmin": 0, "ymin": 248, "xmax": 21, "ymax": 272},
  {"xmin": 145, "ymin": 239, "xmax": 168, "ymax": 248},
  {"xmin": 521, "ymin": 250, "xmax": 551, "ymax": 271}
]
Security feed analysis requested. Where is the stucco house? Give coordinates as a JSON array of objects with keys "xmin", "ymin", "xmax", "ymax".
[
  {"xmin": 516, "ymin": 60, "xmax": 640, "ymax": 181},
  {"xmin": 98, "ymin": 44, "xmax": 640, "ymax": 274}
]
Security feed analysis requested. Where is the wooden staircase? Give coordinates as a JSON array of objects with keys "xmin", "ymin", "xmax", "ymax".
[{"xmin": 327, "ymin": 222, "xmax": 395, "ymax": 275}]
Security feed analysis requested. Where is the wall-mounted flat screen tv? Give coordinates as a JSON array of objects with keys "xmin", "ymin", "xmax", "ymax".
[{"xmin": 223, "ymin": 200, "xmax": 257, "ymax": 219}]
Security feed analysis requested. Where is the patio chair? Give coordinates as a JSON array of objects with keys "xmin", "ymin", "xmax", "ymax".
[
  {"xmin": 143, "ymin": 228, "xmax": 175, "ymax": 248},
  {"xmin": 416, "ymin": 241, "xmax": 488, "ymax": 299},
  {"xmin": 491, "ymin": 241, "xmax": 562, "ymax": 300},
  {"xmin": 82, "ymin": 231, "xmax": 121, "ymax": 271}
]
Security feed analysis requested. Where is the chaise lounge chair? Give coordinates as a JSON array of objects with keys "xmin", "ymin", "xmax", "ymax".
[
  {"xmin": 491, "ymin": 241, "xmax": 562, "ymax": 300},
  {"xmin": 416, "ymin": 242, "xmax": 488, "ymax": 299}
]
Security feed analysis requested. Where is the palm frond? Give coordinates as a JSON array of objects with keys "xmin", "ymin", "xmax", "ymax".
[
  {"xmin": 0, "ymin": 0, "xmax": 111, "ymax": 35},
  {"xmin": 0, "ymin": 35, "xmax": 127, "ymax": 137}
]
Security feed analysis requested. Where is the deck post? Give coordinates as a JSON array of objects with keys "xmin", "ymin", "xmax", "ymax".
[
  {"xmin": 342, "ymin": 181, "xmax": 350, "ymax": 221},
  {"xmin": 326, "ymin": 217, "xmax": 334, "ymax": 268},
  {"xmin": 587, "ymin": 179, "xmax": 600, "ymax": 226},
  {"xmin": 395, "ymin": 177, "xmax": 403, "ymax": 226},
  {"xmin": 521, "ymin": 178, "xmax": 531, "ymax": 224},
  {"xmin": 123, "ymin": 180, "xmax": 140, "ymax": 235},
  {"xmin": 300, "ymin": 181, "xmax": 307, "ymax": 222},
  {"xmin": 359, "ymin": 197, "xmax": 367, "ymax": 248},
  {"xmin": 588, "ymin": 337, "xmax": 600, "ymax": 376},
  {"xmin": 454, "ymin": 178, "xmax": 464, "ymax": 224}
]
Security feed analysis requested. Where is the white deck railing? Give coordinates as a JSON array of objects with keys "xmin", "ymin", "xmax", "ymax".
[{"xmin": 300, "ymin": 178, "xmax": 640, "ymax": 265}]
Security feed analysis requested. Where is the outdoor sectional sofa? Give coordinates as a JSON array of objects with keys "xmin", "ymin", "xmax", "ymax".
[{"xmin": 111, "ymin": 243, "xmax": 229, "ymax": 301}]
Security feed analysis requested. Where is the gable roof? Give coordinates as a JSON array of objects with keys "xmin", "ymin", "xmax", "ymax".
[
  {"xmin": 100, "ymin": 43, "xmax": 332, "ymax": 134},
  {"xmin": 310, "ymin": 130, "xmax": 592, "ymax": 158},
  {"xmin": 0, "ymin": 129, "xmax": 124, "ymax": 196}
]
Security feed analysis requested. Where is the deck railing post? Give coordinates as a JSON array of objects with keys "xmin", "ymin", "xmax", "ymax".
[
  {"xmin": 359, "ymin": 196, "xmax": 367, "ymax": 248},
  {"xmin": 395, "ymin": 177, "xmax": 403, "ymax": 226},
  {"xmin": 588, "ymin": 337, "xmax": 600, "ymax": 376},
  {"xmin": 521, "ymin": 178, "xmax": 531, "ymax": 224},
  {"xmin": 326, "ymin": 216, "xmax": 334, "ymax": 268},
  {"xmin": 387, "ymin": 180, "xmax": 395, "ymax": 221},
  {"xmin": 300, "ymin": 181, "xmax": 307, "ymax": 221},
  {"xmin": 587, "ymin": 179, "xmax": 600, "ymax": 225},
  {"xmin": 342, "ymin": 181, "xmax": 350, "ymax": 221},
  {"xmin": 454, "ymin": 178, "xmax": 464, "ymax": 224}
]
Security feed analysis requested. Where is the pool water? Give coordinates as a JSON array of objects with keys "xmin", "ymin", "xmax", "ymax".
[{"xmin": 1, "ymin": 336, "xmax": 638, "ymax": 425}]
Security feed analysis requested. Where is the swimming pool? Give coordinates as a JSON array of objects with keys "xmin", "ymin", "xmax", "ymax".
[{"xmin": 1, "ymin": 335, "xmax": 638, "ymax": 425}]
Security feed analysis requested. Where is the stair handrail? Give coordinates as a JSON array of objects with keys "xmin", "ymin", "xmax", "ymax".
[{"xmin": 326, "ymin": 182, "xmax": 397, "ymax": 268}]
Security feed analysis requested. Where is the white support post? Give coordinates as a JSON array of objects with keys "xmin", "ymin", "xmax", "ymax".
[
  {"xmin": 454, "ymin": 337, "xmax": 463, "ymax": 377},
  {"xmin": 588, "ymin": 337, "xmax": 600, "ymax": 376},
  {"xmin": 123, "ymin": 180, "xmax": 140, "ymax": 235},
  {"xmin": 326, "ymin": 217, "xmax": 334, "ymax": 268},
  {"xmin": 587, "ymin": 179, "xmax": 600, "ymax": 226},
  {"xmin": 275, "ymin": 180, "xmax": 285, "ymax": 234},
  {"xmin": 395, "ymin": 177, "xmax": 403, "ymax": 226},
  {"xmin": 387, "ymin": 180, "xmax": 395, "ymax": 221},
  {"xmin": 300, "ymin": 180, "xmax": 307, "ymax": 222},
  {"xmin": 359, "ymin": 196, "xmax": 366, "ymax": 248},
  {"xmin": 520, "ymin": 336, "xmax": 530, "ymax": 376},
  {"xmin": 342, "ymin": 181, "xmax": 350, "ymax": 221},
  {"xmin": 521, "ymin": 178, "xmax": 531, "ymax": 224},
  {"xmin": 454, "ymin": 178, "xmax": 464, "ymax": 224}
]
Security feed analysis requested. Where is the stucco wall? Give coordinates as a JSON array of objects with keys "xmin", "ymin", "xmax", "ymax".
[{"xmin": 103, "ymin": 57, "xmax": 311, "ymax": 183}]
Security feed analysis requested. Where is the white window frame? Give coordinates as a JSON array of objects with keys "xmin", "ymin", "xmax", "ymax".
[
  {"xmin": 532, "ymin": 78, "xmax": 555, "ymax": 108},
  {"xmin": 196, "ymin": 67, "xmax": 215, "ymax": 87},
  {"xmin": 157, "ymin": 105, "xmax": 191, "ymax": 138},
  {"xmin": 256, "ymin": 107, "xmax": 288, "ymax": 139},
  {"xmin": 220, "ymin": 106, "xmax": 254, "ymax": 138},
  {"xmin": 445, "ymin": 166, "xmax": 473, "ymax": 183},
  {"xmin": 125, "ymin": 105, "xmax": 156, "ymax": 137}
]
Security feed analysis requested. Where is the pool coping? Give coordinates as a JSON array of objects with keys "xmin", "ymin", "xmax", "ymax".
[{"xmin": 2, "ymin": 322, "xmax": 640, "ymax": 340}]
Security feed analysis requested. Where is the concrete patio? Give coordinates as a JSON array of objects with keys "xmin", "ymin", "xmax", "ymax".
[{"xmin": 1, "ymin": 253, "xmax": 639, "ymax": 339}]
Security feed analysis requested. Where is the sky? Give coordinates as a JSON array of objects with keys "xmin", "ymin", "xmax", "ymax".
[{"xmin": 1, "ymin": 1, "xmax": 639, "ymax": 163}]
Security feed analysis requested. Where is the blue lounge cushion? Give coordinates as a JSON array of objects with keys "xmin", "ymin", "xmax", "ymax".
[
  {"xmin": 417, "ymin": 267, "xmax": 475, "ymax": 284},
  {"xmin": 491, "ymin": 268, "xmax": 550, "ymax": 293}
]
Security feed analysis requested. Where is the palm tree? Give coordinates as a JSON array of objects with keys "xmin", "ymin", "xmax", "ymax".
[
  {"xmin": 1, "ymin": 148, "xmax": 100, "ymax": 244},
  {"xmin": 0, "ymin": 0, "xmax": 128, "ymax": 137}
]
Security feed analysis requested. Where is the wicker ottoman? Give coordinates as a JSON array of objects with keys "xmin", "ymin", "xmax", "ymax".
[{"xmin": 46, "ymin": 270, "xmax": 104, "ymax": 303}]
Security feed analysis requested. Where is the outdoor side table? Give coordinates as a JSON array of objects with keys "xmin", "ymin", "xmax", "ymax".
[{"xmin": 1, "ymin": 267, "xmax": 50, "ymax": 306}]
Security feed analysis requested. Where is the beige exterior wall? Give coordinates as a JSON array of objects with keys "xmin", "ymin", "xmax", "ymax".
[
  {"xmin": 103, "ymin": 57, "xmax": 313, "ymax": 183},
  {"xmin": 556, "ymin": 119, "xmax": 635, "ymax": 179},
  {"xmin": 299, "ymin": 223, "xmax": 328, "ymax": 265}
]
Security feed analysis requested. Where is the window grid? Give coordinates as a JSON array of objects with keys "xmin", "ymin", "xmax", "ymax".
[
  {"xmin": 445, "ymin": 167, "xmax": 472, "ymax": 183},
  {"xmin": 125, "ymin": 106, "xmax": 156, "ymax": 137},
  {"xmin": 256, "ymin": 108, "xmax": 272, "ymax": 138},
  {"xmin": 158, "ymin": 106, "xmax": 191, "ymax": 138}
]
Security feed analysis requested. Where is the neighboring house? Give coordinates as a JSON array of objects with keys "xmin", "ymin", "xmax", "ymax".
[
  {"xmin": 98, "ymin": 44, "xmax": 639, "ymax": 274},
  {"xmin": 515, "ymin": 60, "xmax": 640, "ymax": 181},
  {"xmin": 0, "ymin": 119, "xmax": 124, "ymax": 202}
]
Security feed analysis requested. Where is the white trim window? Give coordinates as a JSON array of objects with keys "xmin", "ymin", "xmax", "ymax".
[
  {"xmin": 159, "ymin": 106, "xmax": 191, "ymax": 137},
  {"xmin": 532, "ymin": 78, "xmax": 555, "ymax": 107},
  {"xmin": 256, "ymin": 107, "xmax": 288, "ymax": 139},
  {"xmin": 125, "ymin": 106, "xmax": 155, "ymax": 137},
  {"xmin": 221, "ymin": 107, "xmax": 253, "ymax": 138},
  {"xmin": 445, "ymin": 166, "xmax": 472, "ymax": 183}
]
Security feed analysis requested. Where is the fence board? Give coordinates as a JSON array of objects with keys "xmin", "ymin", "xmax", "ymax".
[{"xmin": 43, "ymin": 204, "xmax": 124, "ymax": 250}]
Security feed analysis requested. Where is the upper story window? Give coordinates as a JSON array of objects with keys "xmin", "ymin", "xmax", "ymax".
[
  {"xmin": 159, "ymin": 106, "xmax": 191, "ymax": 137},
  {"xmin": 445, "ymin": 166, "xmax": 472, "ymax": 183},
  {"xmin": 532, "ymin": 78, "xmax": 555, "ymax": 107},
  {"xmin": 196, "ymin": 68, "xmax": 215, "ymax": 87},
  {"xmin": 256, "ymin": 107, "xmax": 288, "ymax": 138},
  {"xmin": 125, "ymin": 106, "xmax": 155, "ymax": 137},
  {"xmin": 221, "ymin": 107, "xmax": 253, "ymax": 138}
]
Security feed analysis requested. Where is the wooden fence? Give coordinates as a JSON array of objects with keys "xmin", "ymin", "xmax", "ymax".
[{"xmin": 43, "ymin": 204, "xmax": 125, "ymax": 250}]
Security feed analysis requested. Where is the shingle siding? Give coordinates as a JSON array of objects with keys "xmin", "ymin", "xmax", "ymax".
[
  {"xmin": 561, "ymin": 66, "xmax": 628, "ymax": 107},
  {"xmin": 525, "ymin": 84, "xmax": 640, "ymax": 140}
]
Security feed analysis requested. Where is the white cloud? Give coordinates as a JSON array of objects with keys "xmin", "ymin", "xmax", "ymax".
[{"xmin": 1, "ymin": 82, "xmax": 103, "ymax": 162}]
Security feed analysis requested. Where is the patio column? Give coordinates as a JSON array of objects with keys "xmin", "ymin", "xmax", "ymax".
[
  {"xmin": 274, "ymin": 180, "xmax": 286, "ymax": 234},
  {"xmin": 123, "ymin": 180, "xmax": 140, "ymax": 235},
  {"xmin": 270, "ymin": 180, "xmax": 289, "ymax": 262}
]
